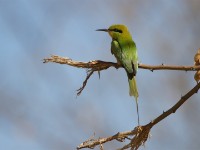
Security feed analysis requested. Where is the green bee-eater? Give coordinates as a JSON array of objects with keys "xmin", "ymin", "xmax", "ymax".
[{"xmin": 97, "ymin": 24, "xmax": 139, "ymax": 125}]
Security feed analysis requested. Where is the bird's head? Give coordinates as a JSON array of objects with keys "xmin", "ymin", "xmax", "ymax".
[{"xmin": 96, "ymin": 24, "xmax": 132, "ymax": 40}]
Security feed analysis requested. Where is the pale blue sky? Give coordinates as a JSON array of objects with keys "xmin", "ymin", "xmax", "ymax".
[{"xmin": 0, "ymin": 0, "xmax": 200, "ymax": 150}]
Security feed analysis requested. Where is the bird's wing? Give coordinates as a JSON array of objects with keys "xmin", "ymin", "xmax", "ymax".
[
  {"xmin": 111, "ymin": 40, "xmax": 122, "ymax": 63},
  {"xmin": 111, "ymin": 40, "xmax": 138, "ymax": 76}
]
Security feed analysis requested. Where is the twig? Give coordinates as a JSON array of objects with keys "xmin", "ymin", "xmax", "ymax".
[
  {"xmin": 77, "ymin": 82, "xmax": 200, "ymax": 150},
  {"xmin": 77, "ymin": 69, "xmax": 94, "ymax": 96},
  {"xmin": 77, "ymin": 127, "xmax": 140, "ymax": 149}
]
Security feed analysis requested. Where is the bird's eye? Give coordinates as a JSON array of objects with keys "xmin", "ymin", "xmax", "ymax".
[{"xmin": 112, "ymin": 28, "xmax": 123, "ymax": 33}]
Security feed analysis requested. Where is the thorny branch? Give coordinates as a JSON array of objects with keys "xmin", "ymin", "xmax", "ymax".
[{"xmin": 43, "ymin": 55, "xmax": 200, "ymax": 95}]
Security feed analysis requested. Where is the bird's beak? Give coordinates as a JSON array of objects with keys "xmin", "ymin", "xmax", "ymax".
[{"xmin": 96, "ymin": 29, "xmax": 109, "ymax": 32}]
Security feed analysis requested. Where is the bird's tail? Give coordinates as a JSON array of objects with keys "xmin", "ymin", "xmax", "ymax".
[{"xmin": 128, "ymin": 77, "xmax": 140, "ymax": 125}]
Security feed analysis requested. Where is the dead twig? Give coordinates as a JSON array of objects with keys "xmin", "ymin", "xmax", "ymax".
[{"xmin": 77, "ymin": 69, "xmax": 94, "ymax": 96}]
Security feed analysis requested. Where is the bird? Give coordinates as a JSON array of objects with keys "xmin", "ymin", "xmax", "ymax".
[{"xmin": 96, "ymin": 24, "xmax": 140, "ymax": 125}]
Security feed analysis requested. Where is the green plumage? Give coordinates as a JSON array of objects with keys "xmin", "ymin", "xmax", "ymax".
[
  {"xmin": 111, "ymin": 39, "xmax": 138, "ymax": 96},
  {"xmin": 96, "ymin": 24, "xmax": 139, "ymax": 125}
]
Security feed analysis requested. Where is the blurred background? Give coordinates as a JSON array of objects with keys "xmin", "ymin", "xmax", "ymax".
[{"xmin": 0, "ymin": 0, "xmax": 200, "ymax": 149}]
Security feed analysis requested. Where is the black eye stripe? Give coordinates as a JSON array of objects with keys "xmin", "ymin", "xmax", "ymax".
[{"xmin": 110, "ymin": 28, "xmax": 123, "ymax": 33}]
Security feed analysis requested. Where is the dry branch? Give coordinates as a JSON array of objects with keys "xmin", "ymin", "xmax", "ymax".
[
  {"xmin": 77, "ymin": 82, "xmax": 200, "ymax": 150},
  {"xmin": 43, "ymin": 54, "xmax": 200, "ymax": 149},
  {"xmin": 43, "ymin": 55, "xmax": 200, "ymax": 95},
  {"xmin": 43, "ymin": 55, "xmax": 200, "ymax": 71}
]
